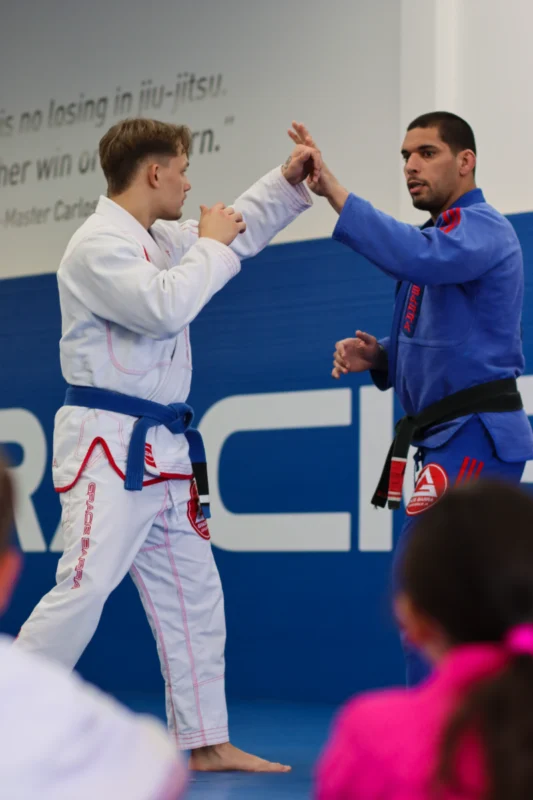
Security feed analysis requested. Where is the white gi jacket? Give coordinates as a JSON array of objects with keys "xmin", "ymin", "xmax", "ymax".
[
  {"xmin": 53, "ymin": 167, "xmax": 311, "ymax": 490},
  {"xmin": 0, "ymin": 635, "xmax": 187, "ymax": 799}
]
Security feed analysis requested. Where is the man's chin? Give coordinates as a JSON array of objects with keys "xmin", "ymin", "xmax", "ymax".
[
  {"xmin": 160, "ymin": 209, "xmax": 183, "ymax": 221},
  {"xmin": 411, "ymin": 196, "xmax": 434, "ymax": 212}
]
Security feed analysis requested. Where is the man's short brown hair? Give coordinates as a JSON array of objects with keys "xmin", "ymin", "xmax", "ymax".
[
  {"xmin": 99, "ymin": 118, "xmax": 192, "ymax": 195},
  {"xmin": 0, "ymin": 455, "xmax": 14, "ymax": 556}
]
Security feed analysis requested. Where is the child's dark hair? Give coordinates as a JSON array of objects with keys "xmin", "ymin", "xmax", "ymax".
[{"xmin": 399, "ymin": 479, "xmax": 533, "ymax": 800}]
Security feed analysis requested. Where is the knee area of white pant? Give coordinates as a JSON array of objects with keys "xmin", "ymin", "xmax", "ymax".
[{"xmin": 69, "ymin": 574, "xmax": 113, "ymax": 605}]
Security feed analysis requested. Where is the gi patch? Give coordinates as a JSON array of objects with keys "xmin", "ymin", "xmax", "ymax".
[
  {"xmin": 406, "ymin": 463, "xmax": 448, "ymax": 516},
  {"xmin": 187, "ymin": 480, "xmax": 210, "ymax": 540}
]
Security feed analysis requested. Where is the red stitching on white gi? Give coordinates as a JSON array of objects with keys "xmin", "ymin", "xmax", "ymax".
[
  {"xmin": 162, "ymin": 509, "xmax": 207, "ymax": 745},
  {"xmin": 194, "ymin": 674, "xmax": 224, "ymax": 687},
  {"xmin": 184, "ymin": 327, "xmax": 191, "ymax": 367},
  {"xmin": 179, "ymin": 725, "xmax": 229, "ymax": 740},
  {"xmin": 130, "ymin": 560, "xmax": 181, "ymax": 745},
  {"xmin": 71, "ymin": 481, "xmax": 96, "ymax": 589},
  {"xmin": 74, "ymin": 410, "xmax": 127, "ymax": 460},
  {"xmin": 55, "ymin": 437, "xmax": 192, "ymax": 493},
  {"xmin": 105, "ymin": 321, "xmax": 172, "ymax": 376},
  {"xmin": 139, "ymin": 543, "xmax": 167, "ymax": 553},
  {"xmin": 179, "ymin": 726, "xmax": 229, "ymax": 745}
]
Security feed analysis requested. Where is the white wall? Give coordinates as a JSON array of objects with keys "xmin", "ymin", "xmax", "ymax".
[
  {"xmin": 456, "ymin": 0, "xmax": 533, "ymax": 215},
  {"xmin": 2, "ymin": 0, "xmax": 533, "ymax": 280},
  {"xmin": 398, "ymin": 0, "xmax": 533, "ymax": 222},
  {"xmin": 0, "ymin": 0, "xmax": 401, "ymax": 278}
]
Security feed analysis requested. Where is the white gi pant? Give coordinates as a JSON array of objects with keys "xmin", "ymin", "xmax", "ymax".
[{"xmin": 16, "ymin": 458, "xmax": 227, "ymax": 750}]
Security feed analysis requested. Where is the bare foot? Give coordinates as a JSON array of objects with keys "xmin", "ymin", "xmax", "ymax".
[{"xmin": 189, "ymin": 742, "xmax": 291, "ymax": 772}]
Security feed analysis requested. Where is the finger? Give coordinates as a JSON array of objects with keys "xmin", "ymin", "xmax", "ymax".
[
  {"xmin": 332, "ymin": 365, "xmax": 347, "ymax": 378},
  {"xmin": 338, "ymin": 343, "xmax": 345, "ymax": 358},
  {"xmin": 233, "ymin": 212, "xmax": 243, "ymax": 223},
  {"xmin": 237, "ymin": 221, "xmax": 247, "ymax": 234},
  {"xmin": 199, "ymin": 204, "xmax": 207, "ymax": 213},
  {"xmin": 288, "ymin": 129, "xmax": 301, "ymax": 145},
  {"xmin": 225, "ymin": 206, "xmax": 235, "ymax": 216},
  {"xmin": 293, "ymin": 122, "xmax": 318, "ymax": 149},
  {"xmin": 290, "ymin": 122, "xmax": 306, "ymax": 143},
  {"xmin": 356, "ymin": 330, "xmax": 374, "ymax": 345},
  {"xmin": 212, "ymin": 201, "xmax": 226, "ymax": 211},
  {"xmin": 312, "ymin": 154, "xmax": 322, "ymax": 183},
  {"xmin": 334, "ymin": 354, "xmax": 349, "ymax": 370}
]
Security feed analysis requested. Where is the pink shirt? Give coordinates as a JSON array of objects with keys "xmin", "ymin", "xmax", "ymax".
[{"xmin": 315, "ymin": 645, "xmax": 507, "ymax": 800}]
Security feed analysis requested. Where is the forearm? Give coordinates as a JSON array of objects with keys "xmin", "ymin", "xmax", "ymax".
[
  {"xmin": 332, "ymin": 194, "xmax": 494, "ymax": 284},
  {"xmin": 326, "ymin": 182, "xmax": 350, "ymax": 215},
  {"xmin": 230, "ymin": 167, "xmax": 311, "ymax": 259}
]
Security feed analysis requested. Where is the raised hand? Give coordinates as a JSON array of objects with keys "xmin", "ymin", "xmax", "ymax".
[
  {"xmin": 287, "ymin": 122, "xmax": 348, "ymax": 210},
  {"xmin": 281, "ymin": 143, "xmax": 322, "ymax": 186}
]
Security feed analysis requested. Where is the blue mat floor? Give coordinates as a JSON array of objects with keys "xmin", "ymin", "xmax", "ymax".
[{"xmin": 120, "ymin": 695, "xmax": 337, "ymax": 799}]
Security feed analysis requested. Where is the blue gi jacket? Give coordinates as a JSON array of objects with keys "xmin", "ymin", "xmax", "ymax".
[{"xmin": 333, "ymin": 188, "xmax": 533, "ymax": 461}]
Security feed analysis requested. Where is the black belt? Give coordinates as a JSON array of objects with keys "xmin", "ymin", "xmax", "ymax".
[{"xmin": 372, "ymin": 378, "xmax": 523, "ymax": 510}]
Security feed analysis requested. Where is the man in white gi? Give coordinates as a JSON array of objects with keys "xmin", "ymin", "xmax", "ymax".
[
  {"xmin": 0, "ymin": 454, "xmax": 188, "ymax": 799},
  {"xmin": 14, "ymin": 117, "xmax": 318, "ymax": 771}
]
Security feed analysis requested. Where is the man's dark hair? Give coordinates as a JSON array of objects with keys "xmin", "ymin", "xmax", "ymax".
[{"xmin": 407, "ymin": 111, "xmax": 476, "ymax": 156}]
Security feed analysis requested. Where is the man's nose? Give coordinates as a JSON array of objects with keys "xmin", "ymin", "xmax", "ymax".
[{"xmin": 405, "ymin": 154, "xmax": 421, "ymax": 173}]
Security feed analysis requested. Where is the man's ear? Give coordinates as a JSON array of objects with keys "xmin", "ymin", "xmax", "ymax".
[
  {"xmin": 147, "ymin": 162, "xmax": 160, "ymax": 189},
  {"xmin": 458, "ymin": 149, "xmax": 476, "ymax": 177}
]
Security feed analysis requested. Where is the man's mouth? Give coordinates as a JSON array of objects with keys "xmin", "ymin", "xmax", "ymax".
[{"xmin": 408, "ymin": 180, "xmax": 426, "ymax": 196}]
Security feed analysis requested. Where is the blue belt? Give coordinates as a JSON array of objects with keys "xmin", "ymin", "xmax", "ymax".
[{"xmin": 64, "ymin": 385, "xmax": 210, "ymax": 517}]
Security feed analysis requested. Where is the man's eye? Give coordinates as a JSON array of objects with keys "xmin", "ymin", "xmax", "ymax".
[{"xmin": 423, "ymin": 151, "xmax": 435, "ymax": 158}]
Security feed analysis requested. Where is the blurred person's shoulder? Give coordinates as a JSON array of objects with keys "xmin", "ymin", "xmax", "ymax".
[
  {"xmin": 0, "ymin": 634, "xmax": 187, "ymax": 800},
  {"xmin": 333, "ymin": 674, "xmax": 449, "ymax": 761}
]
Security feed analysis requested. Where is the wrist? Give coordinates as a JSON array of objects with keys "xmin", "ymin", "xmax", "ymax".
[
  {"xmin": 281, "ymin": 165, "xmax": 298, "ymax": 186},
  {"xmin": 326, "ymin": 182, "xmax": 350, "ymax": 214},
  {"xmin": 373, "ymin": 344, "xmax": 388, "ymax": 372}
]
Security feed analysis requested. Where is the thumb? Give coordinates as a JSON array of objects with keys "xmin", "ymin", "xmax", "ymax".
[
  {"xmin": 199, "ymin": 204, "xmax": 207, "ymax": 213},
  {"xmin": 355, "ymin": 330, "xmax": 373, "ymax": 345}
]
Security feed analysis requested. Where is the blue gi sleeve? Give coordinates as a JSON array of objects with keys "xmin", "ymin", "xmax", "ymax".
[
  {"xmin": 370, "ymin": 336, "xmax": 391, "ymax": 391},
  {"xmin": 333, "ymin": 194, "xmax": 515, "ymax": 285}
]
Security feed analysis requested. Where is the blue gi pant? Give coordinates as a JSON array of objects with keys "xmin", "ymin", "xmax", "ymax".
[{"xmin": 394, "ymin": 415, "xmax": 526, "ymax": 686}]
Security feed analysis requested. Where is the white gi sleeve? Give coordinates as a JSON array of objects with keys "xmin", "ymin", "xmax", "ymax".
[
  {"xmin": 159, "ymin": 166, "xmax": 312, "ymax": 260},
  {"xmin": 229, "ymin": 166, "xmax": 312, "ymax": 258},
  {"xmin": 59, "ymin": 231, "xmax": 241, "ymax": 339},
  {"xmin": 1, "ymin": 640, "xmax": 187, "ymax": 800}
]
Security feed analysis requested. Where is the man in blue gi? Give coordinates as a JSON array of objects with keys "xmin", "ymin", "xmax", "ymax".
[{"xmin": 288, "ymin": 113, "xmax": 533, "ymax": 684}]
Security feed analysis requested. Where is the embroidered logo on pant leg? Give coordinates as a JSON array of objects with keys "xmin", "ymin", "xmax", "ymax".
[
  {"xmin": 187, "ymin": 480, "xmax": 210, "ymax": 540},
  {"xmin": 406, "ymin": 464, "xmax": 448, "ymax": 516},
  {"xmin": 72, "ymin": 481, "xmax": 96, "ymax": 589}
]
